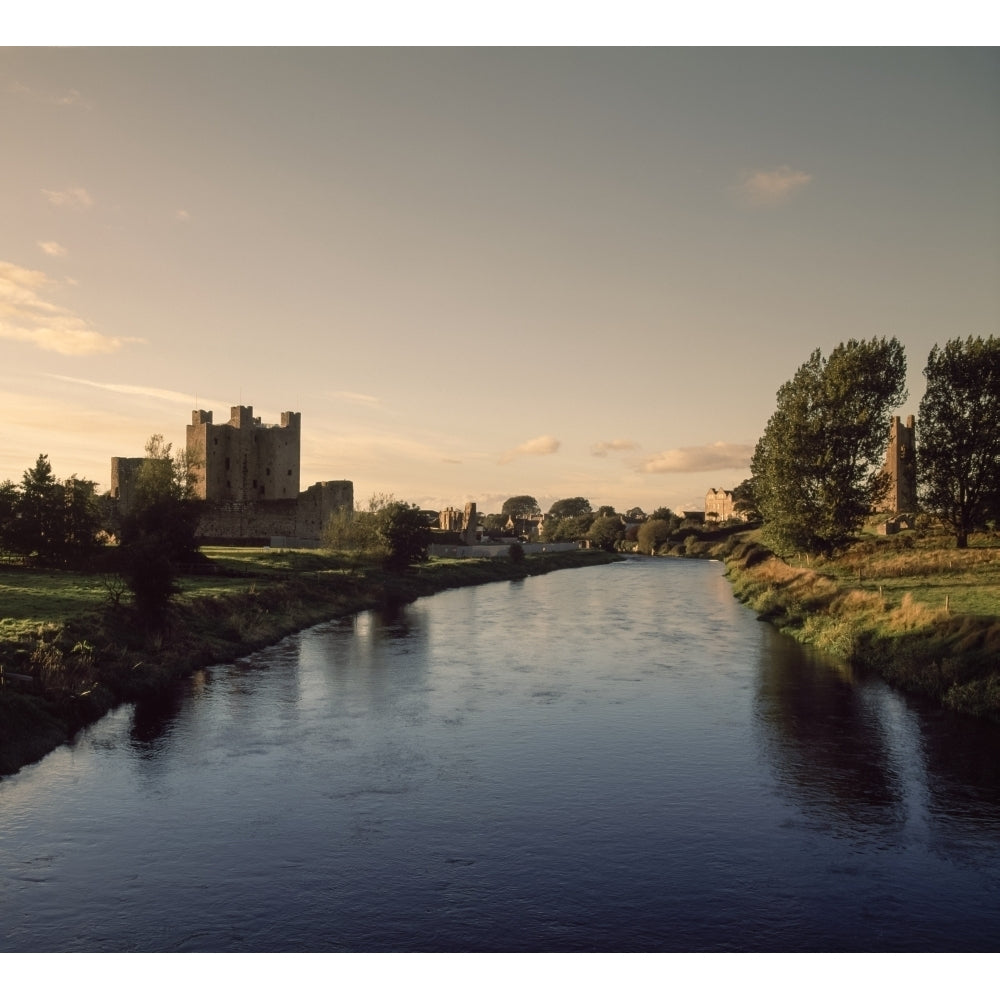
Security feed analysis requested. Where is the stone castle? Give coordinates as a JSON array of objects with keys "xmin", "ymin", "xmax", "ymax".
[{"xmin": 112, "ymin": 404, "xmax": 353, "ymax": 546}]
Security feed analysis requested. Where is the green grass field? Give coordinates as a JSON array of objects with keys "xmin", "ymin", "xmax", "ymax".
[{"xmin": 790, "ymin": 531, "xmax": 1000, "ymax": 617}]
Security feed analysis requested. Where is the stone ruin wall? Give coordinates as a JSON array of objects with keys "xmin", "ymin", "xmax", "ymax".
[
  {"xmin": 191, "ymin": 480, "xmax": 354, "ymax": 544},
  {"xmin": 438, "ymin": 502, "xmax": 478, "ymax": 545}
]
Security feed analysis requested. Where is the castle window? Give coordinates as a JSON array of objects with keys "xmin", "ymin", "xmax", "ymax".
[
  {"xmin": 225, "ymin": 457, "xmax": 231, "ymax": 471},
  {"xmin": 287, "ymin": 469, "xmax": 292, "ymax": 476}
]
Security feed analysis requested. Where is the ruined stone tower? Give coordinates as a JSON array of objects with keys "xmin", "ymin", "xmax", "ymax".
[
  {"xmin": 880, "ymin": 415, "xmax": 917, "ymax": 514},
  {"xmin": 187, "ymin": 406, "xmax": 301, "ymax": 502}
]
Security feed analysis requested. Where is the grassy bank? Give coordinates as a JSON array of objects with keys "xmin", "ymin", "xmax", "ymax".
[
  {"xmin": 720, "ymin": 532, "xmax": 1000, "ymax": 722},
  {"xmin": 0, "ymin": 547, "xmax": 619, "ymax": 776}
]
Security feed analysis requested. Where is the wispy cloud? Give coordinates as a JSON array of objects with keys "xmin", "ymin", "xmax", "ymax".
[
  {"xmin": 330, "ymin": 390, "xmax": 382, "ymax": 407},
  {"xmin": 736, "ymin": 166, "xmax": 812, "ymax": 206},
  {"xmin": 10, "ymin": 81, "xmax": 93, "ymax": 110},
  {"xmin": 0, "ymin": 260, "xmax": 138, "ymax": 355},
  {"xmin": 639, "ymin": 441, "xmax": 754, "ymax": 474},
  {"xmin": 38, "ymin": 241, "xmax": 68, "ymax": 257},
  {"xmin": 45, "ymin": 374, "xmax": 198, "ymax": 406},
  {"xmin": 41, "ymin": 187, "xmax": 94, "ymax": 210},
  {"xmin": 175, "ymin": 209, "xmax": 191, "ymax": 223},
  {"xmin": 499, "ymin": 435, "xmax": 561, "ymax": 464},
  {"xmin": 591, "ymin": 439, "xmax": 639, "ymax": 458}
]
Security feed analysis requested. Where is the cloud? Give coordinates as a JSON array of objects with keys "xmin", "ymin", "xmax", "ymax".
[
  {"xmin": 639, "ymin": 441, "xmax": 754, "ymax": 474},
  {"xmin": 499, "ymin": 435, "xmax": 561, "ymax": 464},
  {"xmin": 0, "ymin": 260, "xmax": 139, "ymax": 355},
  {"xmin": 45, "ymin": 374, "xmax": 198, "ymax": 405},
  {"xmin": 42, "ymin": 187, "xmax": 94, "ymax": 210},
  {"xmin": 330, "ymin": 390, "xmax": 382, "ymax": 407},
  {"xmin": 175, "ymin": 209, "xmax": 192, "ymax": 223},
  {"xmin": 38, "ymin": 241, "xmax": 68, "ymax": 257},
  {"xmin": 591, "ymin": 439, "xmax": 639, "ymax": 458},
  {"xmin": 736, "ymin": 166, "xmax": 812, "ymax": 206},
  {"xmin": 10, "ymin": 81, "xmax": 92, "ymax": 110}
]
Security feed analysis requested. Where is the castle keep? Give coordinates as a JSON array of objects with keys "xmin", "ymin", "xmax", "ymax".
[
  {"xmin": 113, "ymin": 405, "xmax": 353, "ymax": 546},
  {"xmin": 188, "ymin": 406, "xmax": 301, "ymax": 501}
]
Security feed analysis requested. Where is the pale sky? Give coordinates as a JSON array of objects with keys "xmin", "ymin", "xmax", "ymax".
[{"xmin": 1, "ymin": 45, "xmax": 997, "ymax": 516}]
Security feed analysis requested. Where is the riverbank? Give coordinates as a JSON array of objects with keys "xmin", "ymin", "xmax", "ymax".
[
  {"xmin": 717, "ymin": 536, "xmax": 1000, "ymax": 723},
  {"xmin": 0, "ymin": 548, "xmax": 620, "ymax": 776}
]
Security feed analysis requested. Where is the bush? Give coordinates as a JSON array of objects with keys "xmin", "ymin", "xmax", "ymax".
[
  {"xmin": 508, "ymin": 542, "xmax": 525, "ymax": 564},
  {"xmin": 378, "ymin": 502, "xmax": 431, "ymax": 570}
]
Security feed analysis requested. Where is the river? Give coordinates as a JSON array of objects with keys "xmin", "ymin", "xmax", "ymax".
[{"xmin": 2, "ymin": 557, "xmax": 999, "ymax": 952}]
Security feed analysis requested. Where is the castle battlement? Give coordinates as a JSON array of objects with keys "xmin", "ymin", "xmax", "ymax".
[{"xmin": 187, "ymin": 405, "xmax": 302, "ymax": 503}]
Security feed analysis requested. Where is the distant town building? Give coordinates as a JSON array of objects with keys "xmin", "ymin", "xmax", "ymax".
[
  {"xmin": 704, "ymin": 488, "xmax": 748, "ymax": 524},
  {"xmin": 438, "ymin": 503, "xmax": 479, "ymax": 545}
]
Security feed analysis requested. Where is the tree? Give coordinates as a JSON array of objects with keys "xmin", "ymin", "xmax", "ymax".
[
  {"xmin": 625, "ymin": 507, "xmax": 647, "ymax": 523},
  {"xmin": 918, "ymin": 336, "xmax": 1000, "ymax": 548},
  {"xmin": 637, "ymin": 518, "xmax": 673, "ymax": 555},
  {"xmin": 118, "ymin": 436, "xmax": 202, "ymax": 622},
  {"xmin": 541, "ymin": 513, "xmax": 593, "ymax": 543},
  {"xmin": 0, "ymin": 480, "xmax": 17, "ymax": 554},
  {"xmin": 323, "ymin": 492, "xmax": 396, "ymax": 556},
  {"xmin": 731, "ymin": 479, "xmax": 759, "ymax": 521},
  {"xmin": 377, "ymin": 501, "xmax": 431, "ymax": 570},
  {"xmin": 596, "ymin": 505, "xmax": 617, "ymax": 518},
  {"xmin": 547, "ymin": 497, "xmax": 592, "ymax": 520},
  {"xmin": 59, "ymin": 475, "xmax": 103, "ymax": 566},
  {"xmin": 751, "ymin": 337, "xmax": 907, "ymax": 555},
  {"xmin": 501, "ymin": 495, "xmax": 541, "ymax": 520},
  {"xmin": 17, "ymin": 455, "xmax": 59, "ymax": 561},
  {"xmin": 482, "ymin": 513, "xmax": 507, "ymax": 536},
  {"xmin": 587, "ymin": 515, "xmax": 624, "ymax": 552}
]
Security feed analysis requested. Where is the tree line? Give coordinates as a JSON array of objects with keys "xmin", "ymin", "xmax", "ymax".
[
  {"xmin": 751, "ymin": 335, "xmax": 1000, "ymax": 553},
  {"xmin": 0, "ymin": 436, "xmax": 202, "ymax": 622}
]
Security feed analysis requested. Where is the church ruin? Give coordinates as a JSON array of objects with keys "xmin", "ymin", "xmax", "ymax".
[{"xmin": 879, "ymin": 414, "xmax": 917, "ymax": 515}]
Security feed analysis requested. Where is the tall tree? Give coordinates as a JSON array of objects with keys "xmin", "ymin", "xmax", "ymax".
[
  {"xmin": 918, "ymin": 336, "xmax": 1000, "ymax": 548},
  {"xmin": 118, "ymin": 436, "xmax": 202, "ymax": 622},
  {"xmin": 731, "ymin": 479, "xmax": 759, "ymax": 521},
  {"xmin": 547, "ymin": 497, "xmax": 592, "ymax": 520},
  {"xmin": 0, "ymin": 480, "xmax": 20, "ymax": 555},
  {"xmin": 377, "ymin": 501, "xmax": 431, "ymax": 570},
  {"xmin": 751, "ymin": 337, "xmax": 907, "ymax": 555},
  {"xmin": 59, "ymin": 475, "xmax": 103, "ymax": 565},
  {"xmin": 17, "ymin": 455, "xmax": 59, "ymax": 562},
  {"xmin": 501, "ymin": 495, "xmax": 540, "ymax": 520},
  {"xmin": 587, "ymin": 515, "xmax": 624, "ymax": 552}
]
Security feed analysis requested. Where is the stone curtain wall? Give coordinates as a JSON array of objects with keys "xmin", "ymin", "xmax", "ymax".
[{"xmin": 194, "ymin": 480, "xmax": 354, "ymax": 544}]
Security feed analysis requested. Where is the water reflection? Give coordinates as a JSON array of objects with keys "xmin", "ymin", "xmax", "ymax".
[
  {"xmin": 755, "ymin": 629, "xmax": 908, "ymax": 831},
  {"xmin": 754, "ymin": 623, "xmax": 1000, "ymax": 858}
]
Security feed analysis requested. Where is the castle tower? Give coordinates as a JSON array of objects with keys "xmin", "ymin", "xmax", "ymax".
[
  {"xmin": 880, "ymin": 415, "xmax": 917, "ymax": 514},
  {"xmin": 187, "ymin": 405, "xmax": 301, "ymax": 502}
]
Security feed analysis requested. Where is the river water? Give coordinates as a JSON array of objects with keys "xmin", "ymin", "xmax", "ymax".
[{"xmin": 2, "ymin": 557, "xmax": 999, "ymax": 952}]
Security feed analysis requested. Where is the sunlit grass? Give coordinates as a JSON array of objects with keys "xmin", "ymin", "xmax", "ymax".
[{"xmin": 0, "ymin": 570, "xmax": 109, "ymax": 629}]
